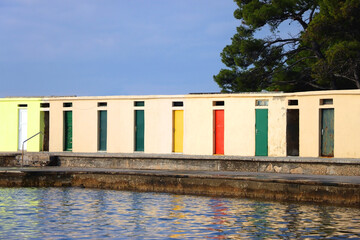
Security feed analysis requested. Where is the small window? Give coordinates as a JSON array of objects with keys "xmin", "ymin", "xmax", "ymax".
[
  {"xmin": 18, "ymin": 104, "xmax": 27, "ymax": 107},
  {"xmin": 288, "ymin": 100, "xmax": 298, "ymax": 106},
  {"xmin": 172, "ymin": 101, "xmax": 183, "ymax": 107},
  {"xmin": 320, "ymin": 99, "xmax": 333, "ymax": 105},
  {"xmin": 255, "ymin": 100, "xmax": 268, "ymax": 106},
  {"xmin": 40, "ymin": 103, "xmax": 50, "ymax": 108},
  {"xmin": 63, "ymin": 102, "xmax": 72, "ymax": 107},
  {"xmin": 134, "ymin": 101, "xmax": 145, "ymax": 107},
  {"xmin": 98, "ymin": 102, "xmax": 107, "ymax": 107},
  {"xmin": 213, "ymin": 101, "xmax": 224, "ymax": 106}
]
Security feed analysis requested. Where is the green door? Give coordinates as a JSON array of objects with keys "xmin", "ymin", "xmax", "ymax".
[
  {"xmin": 135, "ymin": 110, "xmax": 144, "ymax": 151},
  {"xmin": 321, "ymin": 109, "xmax": 334, "ymax": 157},
  {"xmin": 40, "ymin": 111, "xmax": 50, "ymax": 151},
  {"xmin": 64, "ymin": 111, "xmax": 72, "ymax": 151},
  {"xmin": 98, "ymin": 110, "xmax": 107, "ymax": 151},
  {"xmin": 255, "ymin": 109, "xmax": 268, "ymax": 156}
]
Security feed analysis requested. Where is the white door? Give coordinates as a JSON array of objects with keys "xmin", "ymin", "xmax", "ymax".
[{"xmin": 18, "ymin": 109, "xmax": 28, "ymax": 150}]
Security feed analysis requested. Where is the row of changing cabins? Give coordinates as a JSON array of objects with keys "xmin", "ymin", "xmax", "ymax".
[{"xmin": 0, "ymin": 89, "xmax": 359, "ymax": 158}]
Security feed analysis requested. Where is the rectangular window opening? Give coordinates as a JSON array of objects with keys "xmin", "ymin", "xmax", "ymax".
[
  {"xmin": 288, "ymin": 100, "xmax": 298, "ymax": 106},
  {"xmin": 63, "ymin": 102, "xmax": 72, "ymax": 108},
  {"xmin": 172, "ymin": 101, "xmax": 183, "ymax": 107},
  {"xmin": 18, "ymin": 104, "xmax": 27, "ymax": 107},
  {"xmin": 255, "ymin": 100, "xmax": 269, "ymax": 106},
  {"xmin": 98, "ymin": 102, "xmax": 107, "ymax": 107},
  {"xmin": 320, "ymin": 99, "xmax": 333, "ymax": 105},
  {"xmin": 213, "ymin": 101, "xmax": 225, "ymax": 106},
  {"xmin": 134, "ymin": 101, "xmax": 145, "ymax": 107},
  {"xmin": 40, "ymin": 103, "xmax": 50, "ymax": 108}
]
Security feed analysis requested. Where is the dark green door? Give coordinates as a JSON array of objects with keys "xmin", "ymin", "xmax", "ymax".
[
  {"xmin": 135, "ymin": 110, "xmax": 144, "ymax": 151},
  {"xmin": 64, "ymin": 111, "xmax": 72, "ymax": 151},
  {"xmin": 40, "ymin": 111, "xmax": 50, "ymax": 151},
  {"xmin": 98, "ymin": 110, "xmax": 107, "ymax": 151},
  {"xmin": 321, "ymin": 109, "xmax": 334, "ymax": 157},
  {"xmin": 255, "ymin": 109, "xmax": 268, "ymax": 156}
]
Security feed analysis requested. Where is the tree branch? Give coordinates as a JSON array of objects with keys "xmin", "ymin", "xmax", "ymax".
[
  {"xmin": 333, "ymin": 73, "xmax": 356, "ymax": 83},
  {"xmin": 296, "ymin": 18, "xmax": 308, "ymax": 29},
  {"xmin": 311, "ymin": 41, "xmax": 325, "ymax": 59},
  {"xmin": 285, "ymin": 56, "xmax": 317, "ymax": 70},
  {"xmin": 309, "ymin": 6, "xmax": 317, "ymax": 23},
  {"xmin": 264, "ymin": 38, "xmax": 301, "ymax": 47},
  {"xmin": 306, "ymin": 81, "xmax": 329, "ymax": 90}
]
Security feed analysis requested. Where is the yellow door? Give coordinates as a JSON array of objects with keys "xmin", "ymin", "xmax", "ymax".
[{"xmin": 173, "ymin": 110, "xmax": 184, "ymax": 153}]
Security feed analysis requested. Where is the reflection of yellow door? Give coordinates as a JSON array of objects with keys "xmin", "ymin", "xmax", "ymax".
[{"xmin": 173, "ymin": 110, "xmax": 184, "ymax": 153}]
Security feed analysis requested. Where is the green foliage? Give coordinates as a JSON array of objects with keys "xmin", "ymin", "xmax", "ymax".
[{"xmin": 214, "ymin": 0, "xmax": 360, "ymax": 92}]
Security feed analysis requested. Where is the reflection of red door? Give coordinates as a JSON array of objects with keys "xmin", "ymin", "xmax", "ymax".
[{"xmin": 214, "ymin": 110, "xmax": 224, "ymax": 155}]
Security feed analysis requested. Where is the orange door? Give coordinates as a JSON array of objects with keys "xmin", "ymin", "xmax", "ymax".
[{"xmin": 214, "ymin": 110, "xmax": 224, "ymax": 155}]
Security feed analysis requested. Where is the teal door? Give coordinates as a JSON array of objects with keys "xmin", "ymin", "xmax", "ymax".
[
  {"xmin": 98, "ymin": 110, "xmax": 107, "ymax": 151},
  {"xmin": 255, "ymin": 109, "xmax": 268, "ymax": 156},
  {"xmin": 321, "ymin": 109, "xmax": 334, "ymax": 157},
  {"xmin": 135, "ymin": 110, "xmax": 144, "ymax": 151},
  {"xmin": 64, "ymin": 111, "xmax": 72, "ymax": 151}
]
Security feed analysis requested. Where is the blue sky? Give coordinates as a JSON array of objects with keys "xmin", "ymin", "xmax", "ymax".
[{"xmin": 0, "ymin": 0, "xmax": 240, "ymax": 97}]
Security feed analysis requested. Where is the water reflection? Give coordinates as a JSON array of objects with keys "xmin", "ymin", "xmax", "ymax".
[{"xmin": 0, "ymin": 187, "xmax": 359, "ymax": 239}]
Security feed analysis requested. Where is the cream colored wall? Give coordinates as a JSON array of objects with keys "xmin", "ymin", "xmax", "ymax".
[
  {"xmin": 46, "ymin": 90, "xmax": 360, "ymax": 158},
  {"xmin": 73, "ymin": 101, "xmax": 98, "ymax": 152},
  {"xmin": 145, "ymin": 99, "xmax": 173, "ymax": 154},
  {"xmin": 225, "ymin": 98, "xmax": 255, "ymax": 156},
  {"xmin": 297, "ymin": 96, "xmax": 321, "ymax": 157},
  {"xmin": 49, "ymin": 97, "xmax": 181, "ymax": 154},
  {"xmin": 49, "ymin": 99, "xmax": 104, "ymax": 153},
  {"xmin": 50, "ymin": 100, "xmax": 105, "ymax": 153},
  {"xmin": 184, "ymin": 94, "xmax": 287, "ymax": 156},
  {"xmin": 286, "ymin": 91, "xmax": 360, "ymax": 158},
  {"xmin": 268, "ymin": 96, "xmax": 287, "ymax": 157},
  {"xmin": 333, "ymin": 95, "xmax": 360, "ymax": 158},
  {"xmin": 183, "ymin": 98, "xmax": 213, "ymax": 155},
  {"xmin": 107, "ymin": 100, "xmax": 134, "ymax": 153},
  {"xmin": 49, "ymin": 101, "xmax": 64, "ymax": 152}
]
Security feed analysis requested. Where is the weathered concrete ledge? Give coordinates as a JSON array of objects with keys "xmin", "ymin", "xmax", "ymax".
[
  {"xmin": 0, "ymin": 167, "xmax": 359, "ymax": 207},
  {"xmin": 1, "ymin": 152, "xmax": 360, "ymax": 176},
  {"xmin": 0, "ymin": 153, "xmax": 18, "ymax": 167},
  {"xmin": 52, "ymin": 152, "xmax": 360, "ymax": 176}
]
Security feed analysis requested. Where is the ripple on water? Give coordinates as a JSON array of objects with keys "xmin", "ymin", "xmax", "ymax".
[{"xmin": 0, "ymin": 187, "xmax": 359, "ymax": 239}]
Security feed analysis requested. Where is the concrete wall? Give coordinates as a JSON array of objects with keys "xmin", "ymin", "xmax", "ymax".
[
  {"xmin": 184, "ymin": 94, "xmax": 287, "ymax": 157},
  {"xmin": 334, "ymin": 95, "xmax": 360, "ymax": 158},
  {"xmin": 45, "ymin": 90, "xmax": 360, "ymax": 158},
  {"xmin": 48, "ymin": 100, "xmax": 64, "ymax": 152},
  {"xmin": 1, "ymin": 90, "xmax": 359, "ymax": 158},
  {"xmin": 0, "ymin": 98, "xmax": 43, "ymax": 152},
  {"xmin": 286, "ymin": 90, "xmax": 360, "ymax": 158},
  {"xmin": 48, "ymin": 96, "xmax": 184, "ymax": 154},
  {"xmin": 107, "ymin": 100, "xmax": 134, "ymax": 153}
]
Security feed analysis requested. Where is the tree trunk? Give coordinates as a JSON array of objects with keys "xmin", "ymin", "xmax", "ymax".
[
  {"xmin": 311, "ymin": 41, "xmax": 325, "ymax": 59},
  {"xmin": 354, "ymin": 67, "xmax": 360, "ymax": 89}
]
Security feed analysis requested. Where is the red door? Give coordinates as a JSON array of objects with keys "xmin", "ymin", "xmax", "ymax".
[{"xmin": 214, "ymin": 110, "xmax": 224, "ymax": 154}]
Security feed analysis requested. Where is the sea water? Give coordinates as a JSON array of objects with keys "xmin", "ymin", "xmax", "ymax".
[{"xmin": 0, "ymin": 187, "xmax": 359, "ymax": 239}]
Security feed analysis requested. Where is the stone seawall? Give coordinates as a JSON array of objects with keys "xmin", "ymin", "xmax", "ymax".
[
  {"xmin": 1, "ymin": 152, "xmax": 360, "ymax": 176},
  {"xmin": 0, "ymin": 153, "xmax": 18, "ymax": 167},
  {"xmin": 53, "ymin": 153, "xmax": 360, "ymax": 176},
  {"xmin": 0, "ymin": 168, "xmax": 359, "ymax": 207}
]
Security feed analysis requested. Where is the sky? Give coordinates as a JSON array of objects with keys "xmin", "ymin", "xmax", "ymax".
[{"xmin": 0, "ymin": 0, "xmax": 240, "ymax": 97}]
